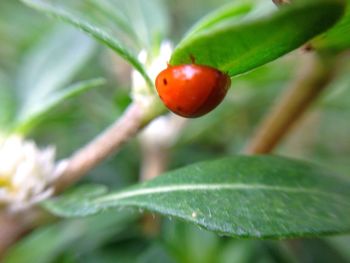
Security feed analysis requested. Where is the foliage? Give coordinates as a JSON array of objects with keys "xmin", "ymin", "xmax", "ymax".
[
  {"xmin": 170, "ymin": 0, "xmax": 345, "ymax": 76},
  {"xmin": 1, "ymin": 0, "xmax": 350, "ymax": 262},
  {"xmin": 44, "ymin": 155, "xmax": 350, "ymax": 238}
]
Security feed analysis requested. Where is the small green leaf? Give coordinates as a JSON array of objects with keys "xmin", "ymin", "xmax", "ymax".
[
  {"xmin": 15, "ymin": 26, "xmax": 95, "ymax": 123},
  {"xmin": 15, "ymin": 78, "xmax": 105, "ymax": 134},
  {"xmin": 44, "ymin": 155, "xmax": 350, "ymax": 239},
  {"xmin": 312, "ymin": 1, "xmax": 350, "ymax": 52},
  {"xmin": 170, "ymin": 0, "xmax": 345, "ymax": 76},
  {"xmin": 85, "ymin": 0, "xmax": 140, "ymax": 44},
  {"xmin": 21, "ymin": 0, "xmax": 152, "ymax": 86},
  {"xmin": 111, "ymin": 0, "xmax": 170, "ymax": 52}
]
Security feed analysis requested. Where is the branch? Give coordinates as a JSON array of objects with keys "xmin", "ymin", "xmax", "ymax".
[
  {"xmin": 0, "ymin": 209, "xmax": 53, "ymax": 259},
  {"xmin": 272, "ymin": 0, "xmax": 291, "ymax": 5},
  {"xmin": 54, "ymin": 102, "xmax": 145, "ymax": 192},
  {"xmin": 0, "ymin": 101, "xmax": 152, "ymax": 257},
  {"xmin": 139, "ymin": 115, "xmax": 187, "ymax": 181},
  {"xmin": 0, "ymin": 213, "xmax": 26, "ymax": 258},
  {"xmin": 244, "ymin": 53, "xmax": 336, "ymax": 154}
]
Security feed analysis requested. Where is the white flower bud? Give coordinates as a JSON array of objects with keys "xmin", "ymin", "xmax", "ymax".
[
  {"xmin": 0, "ymin": 135, "xmax": 60, "ymax": 212},
  {"xmin": 131, "ymin": 40, "xmax": 173, "ymax": 108}
]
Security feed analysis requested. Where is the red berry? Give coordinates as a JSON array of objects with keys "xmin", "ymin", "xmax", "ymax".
[{"xmin": 155, "ymin": 64, "xmax": 231, "ymax": 118}]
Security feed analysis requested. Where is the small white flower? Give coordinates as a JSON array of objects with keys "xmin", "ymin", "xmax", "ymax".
[
  {"xmin": 0, "ymin": 135, "xmax": 60, "ymax": 212},
  {"xmin": 135, "ymin": 41, "xmax": 188, "ymax": 147},
  {"xmin": 131, "ymin": 40, "xmax": 173, "ymax": 108}
]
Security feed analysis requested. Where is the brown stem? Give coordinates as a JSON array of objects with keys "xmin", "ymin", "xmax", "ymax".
[
  {"xmin": 0, "ymin": 209, "xmax": 54, "ymax": 259},
  {"xmin": 244, "ymin": 53, "xmax": 336, "ymax": 154},
  {"xmin": 0, "ymin": 213, "xmax": 27, "ymax": 258},
  {"xmin": 54, "ymin": 102, "xmax": 145, "ymax": 192},
  {"xmin": 140, "ymin": 146, "xmax": 169, "ymax": 182},
  {"xmin": 139, "ymin": 146, "xmax": 168, "ymax": 236},
  {"xmin": 138, "ymin": 115, "xmax": 187, "ymax": 235},
  {"xmin": 0, "ymin": 102, "xmax": 149, "ymax": 257},
  {"xmin": 139, "ymin": 116, "xmax": 186, "ymax": 181},
  {"xmin": 272, "ymin": 0, "xmax": 291, "ymax": 5}
]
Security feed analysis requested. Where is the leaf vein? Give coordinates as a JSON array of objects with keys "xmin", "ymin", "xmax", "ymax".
[{"xmin": 94, "ymin": 183, "xmax": 342, "ymax": 204}]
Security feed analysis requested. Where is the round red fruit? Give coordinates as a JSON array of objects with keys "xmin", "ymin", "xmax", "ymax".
[{"xmin": 155, "ymin": 64, "xmax": 231, "ymax": 118}]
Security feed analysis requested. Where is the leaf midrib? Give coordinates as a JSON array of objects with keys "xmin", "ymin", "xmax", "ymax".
[{"xmin": 95, "ymin": 183, "xmax": 344, "ymax": 204}]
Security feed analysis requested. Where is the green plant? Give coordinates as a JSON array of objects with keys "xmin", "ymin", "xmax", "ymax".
[{"xmin": 1, "ymin": 0, "xmax": 350, "ymax": 262}]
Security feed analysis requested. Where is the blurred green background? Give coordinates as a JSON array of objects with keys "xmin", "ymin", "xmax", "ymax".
[{"xmin": 1, "ymin": 0, "xmax": 350, "ymax": 262}]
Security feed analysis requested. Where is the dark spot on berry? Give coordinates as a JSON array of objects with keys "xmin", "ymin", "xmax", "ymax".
[
  {"xmin": 176, "ymin": 106, "xmax": 183, "ymax": 112},
  {"xmin": 163, "ymin": 78, "xmax": 168, "ymax": 85}
]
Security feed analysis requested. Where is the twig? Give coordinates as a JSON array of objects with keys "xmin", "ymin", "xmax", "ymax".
[
  {"xmin": 138, "ymin": 115, "xmax": 187, "ymax": 235},
  {"xmin": 0, "ymin": 102, "xmax": 150, "ymax": 257},
  {"xmin": 272, "ymin": 0, "xmax": 291, "ymax": 5},
  {"xmin": 0, "ymin": 213, "xmax": 26, "ymax": 258},
  {"xmin": 244, "ymin": 53, "xmax": 336, "ymax": 154},
  {"xmin": 139, "ymin": 115, "xmax": 187, "ymax": 181},
  {"xmin": 0, "ymin": 209, "xmax": 54, "ymax": 259},
  {"xmin": 54, "ymin": 102, "xmax": 145, "ymax": 192}
]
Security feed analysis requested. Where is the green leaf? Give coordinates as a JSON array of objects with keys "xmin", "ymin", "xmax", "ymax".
[
  {"xmin": 327, "ymin": 235, "xmax": 350, "ymax": 261},
  {"xmin": 84, "ymin": 0, "xmax": 140, "ymax": 44},
  {"xmin": 3, "ymin": 208, "xmax": 137, "ymax": 263},
  {"xmin": 170, "ymin": 0, "xmax": 345, "ymax": 77},
  {"xmin": 103, "ymin": 0, "xmax": 170, "ymax": 53},
  {"xmin": 21, "ymin": 0, "xmax": 152, "ymax": 86},
  {"xmin": 15, "ymin": 26, "xmax": 95, "ymax": 122},
  {"xmin": 135, "ymin": 0, "xmax": 170, "ymax": 53},
  {"xmin": 183, "ymin": 1, "xmax": 254, "ymax": 39},
  {"xmin": 312, "ymin": 1, "xmax": 350, "ymax": 52},
  {"xmin": 15, "ymin": 78, "xmax": 105, "ymax": 134},
  {"xmin": 44, "ymin": 155, "xmax": 350, "ymax": 239}
]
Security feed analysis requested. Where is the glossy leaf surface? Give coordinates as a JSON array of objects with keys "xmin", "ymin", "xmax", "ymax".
[
  {"xmin": 45, "ymin": 156, "xmax": 350, "ymax": 239},
  {"xmin": 170, "ymin": 0, "xmax": 345, "ymax": 76}
]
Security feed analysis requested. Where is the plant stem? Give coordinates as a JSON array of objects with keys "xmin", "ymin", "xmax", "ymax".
[
  {"xmin": 54, "ymin": 102, "xmax": 146, "ymax": 192},
  {"xmin": 0, "ymin": 209, "xmax": 54, "ymax": 259},
  {"xmin": 272, "ymin": 0, "xmax": 291, "ymax": 5},
  {"xmin": 0, "ymin": 102, "xmax": 153, "ymax": 257},
  {"xmin": 138, "ymin": 115, "xmax": 187, "ymax": 235},
  {"xmin": 244, "ymin": 52, "xmax": 336, "ymax": 154},
  {"xmin": 0, "ymin": 213, "xmax": 26, "ymax": 258}
]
